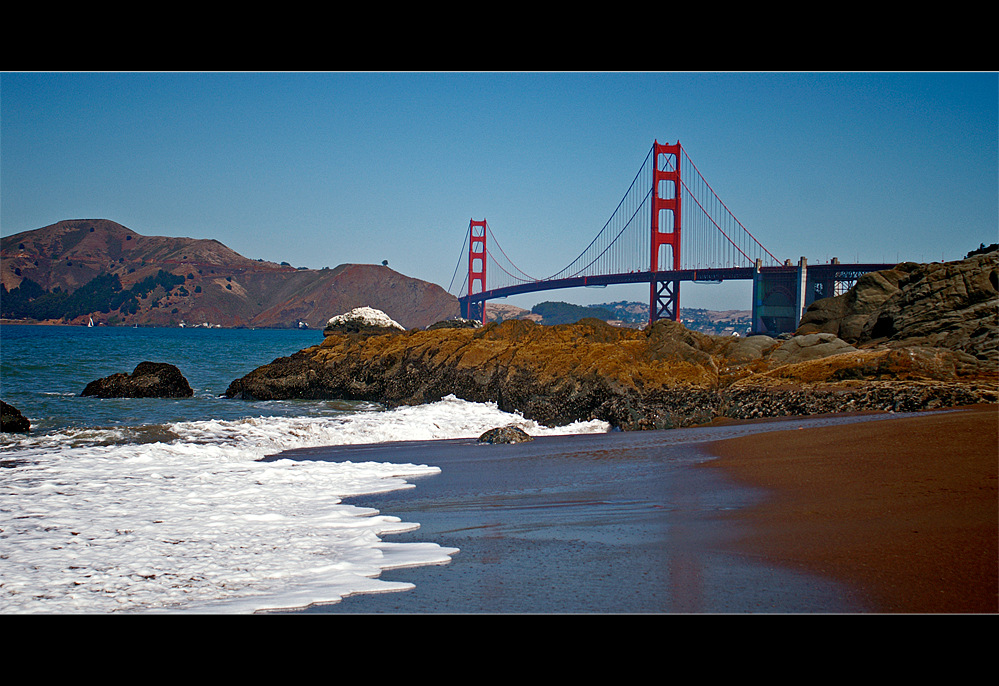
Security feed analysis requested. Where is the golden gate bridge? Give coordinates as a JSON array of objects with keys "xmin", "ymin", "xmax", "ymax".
[{"xmin": 449, "ymin": 140, "xmax": 895, "ymax": 335}]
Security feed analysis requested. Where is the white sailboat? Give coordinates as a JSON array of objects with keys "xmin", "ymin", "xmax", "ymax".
[{"xmin": 88, "ymin": 316, "xmax": 94, "ymax": 328}]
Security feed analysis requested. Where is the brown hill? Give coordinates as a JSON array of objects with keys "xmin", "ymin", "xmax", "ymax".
[{"xmin": 1, "ymin": 219, "xmax": 459, "ymax": 329}]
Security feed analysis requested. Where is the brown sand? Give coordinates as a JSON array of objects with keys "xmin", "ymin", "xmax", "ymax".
[{"xmin": 705, "ymin": 405, "xmax": 998, "ymax": 613}]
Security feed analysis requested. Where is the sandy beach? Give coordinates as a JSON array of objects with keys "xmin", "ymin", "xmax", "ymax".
[
  {"xmin": 703, "ymin": 404, "xmax": 998, "ymax": 614},
  {"xmin": 268, "ymin": 406, "xmax": 998, "ymax": 614}
]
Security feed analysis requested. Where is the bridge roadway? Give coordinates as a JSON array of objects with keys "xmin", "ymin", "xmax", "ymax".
[{"xmin": 458, "ymin": 261, "xmax": 898, "ymax": 335}]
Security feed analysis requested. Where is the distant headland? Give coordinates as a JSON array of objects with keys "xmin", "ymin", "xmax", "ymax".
[{"xmin": 1, "ymin": 219, "xmax": 459, "ymax": 330}]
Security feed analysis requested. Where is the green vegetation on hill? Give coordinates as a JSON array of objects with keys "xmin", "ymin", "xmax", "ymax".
[
  {"xmin": 2, "ymin": 219, "xmax": 460, "ymax": 328},
  {"xmin": 1, "ymin": 270, "xmax": 185, "ymax": 321},
  {"xmin": 527, "ymin": 300, "xmax": 751, "ymax": 335},
  {"xmin": 967, "ymin": 243, "xmax": 998, "ymax": 258},
  {"xmin": 593, "ymin": 301, "xmax": 649, "ymax": 324},
  {"xmin": 531, "ymin": 301, "xmax": 615, "ymax": 325}
]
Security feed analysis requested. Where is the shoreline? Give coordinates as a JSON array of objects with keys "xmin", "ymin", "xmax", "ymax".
[
  {"xmin": 274, "ymin": 408, "xmax": 993, "ymax": 614},
  {"xmin": 703, "ymin": 404, "xmax": 998, "ymax": 614}
]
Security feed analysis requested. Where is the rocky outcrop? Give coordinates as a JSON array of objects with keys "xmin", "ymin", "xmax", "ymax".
[
  {"xmin": 1, "ymin": 400, "xmax": 30, "ymax": 433},
  {"xmin": 323, "ymin": 306, "xmax": 406, "ymax": 337},
  {"xmin": 224, "ymin": 253, "xmax": 997, "ymax": 430},
  {"xmin": 766, "ymin": 333, "xmax": 857, "ymax": 367},
  {"xmin": 478, "ymin": 426, "xmax": 534, "ymax": 444},
  {"xmin": 82, "ymin": 362, "xmax": 194, "ymax": 399},
  {"xmin": 798, "ymin": 251, "xmax": 998, "ymax": 363},
  {"xmin": 226, "ymin": 315, "xmax": 996, "ymax": 429},
  {"xmin": 797, "ymin": 266, "xmax": 915, "ymax": 342},
  {"xmin": 426, "ymin": 318, "xmax": 481, "ymax": 330}
]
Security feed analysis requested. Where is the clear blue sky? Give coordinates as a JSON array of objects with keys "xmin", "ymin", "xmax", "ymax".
[{"xmin": 2, "ymin": 71, "xmax": 996, "ymax": 311}]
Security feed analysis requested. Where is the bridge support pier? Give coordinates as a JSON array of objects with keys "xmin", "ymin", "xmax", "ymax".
[
  {"xmin": 752, "ymin": 257, "xmax": 808, "ymax": 335},
  {"xmin": 650, "ymin": 275, "xmax": 680, "ymax": 324},
  {"xmin": 463, "ymin": 299, "xmax": 484, "ymax": 322}
]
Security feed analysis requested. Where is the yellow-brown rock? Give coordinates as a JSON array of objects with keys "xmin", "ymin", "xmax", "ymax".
[{"xmin": 226, "ymin": 315, "xmax": 997, "ymax": 429}]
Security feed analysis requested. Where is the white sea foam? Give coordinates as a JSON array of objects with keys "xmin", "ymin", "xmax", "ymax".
[{"xmin": 0, "ymin": 395, "xmax": 609, "ymax": 614}]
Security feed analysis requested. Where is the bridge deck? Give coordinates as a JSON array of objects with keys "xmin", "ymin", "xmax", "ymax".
[{"xmin": 459, "ymin": 263, "xmax": 895, "ymax": 306}]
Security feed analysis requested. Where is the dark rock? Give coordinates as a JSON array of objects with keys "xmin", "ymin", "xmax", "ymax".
[
  {"xmin": 798, "ymin": 251, "xmax": 999, "ymax": 363},
  {"xmin": 426, "ymin": 318, "xmax": 480, "ymax": 330},
  {"xmin": 82, "ymin": 361, "xmax": 194, "ymax": 398},
  {"xmin": 478, "ymin": 426, "xmax": 534, "ymax": 444},
  {"xmin": 798, "ymin": 265, "xmax": 916, "ymax": 341},
  {"xmin": 1, "ymin": 400, "xmax": 30, "ymax": 433},
  {"xmin": 858, "ymin": 253, "xmax": 998, "ymax": 361}
]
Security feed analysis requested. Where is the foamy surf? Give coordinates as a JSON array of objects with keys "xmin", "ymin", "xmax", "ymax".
[{"xmin": 0, "ymin": 395, "xmax": 608, "ymax": 614}]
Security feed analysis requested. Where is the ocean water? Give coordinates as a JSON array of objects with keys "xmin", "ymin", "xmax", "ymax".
[{"xmin": 0, "ymin": 324, "xmax": 609, "ymax": 613}]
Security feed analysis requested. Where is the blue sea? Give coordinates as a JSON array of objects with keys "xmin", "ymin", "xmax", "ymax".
[{"xmin": 0, "ymin": 324, "xmax": 610, "ymax": 613}]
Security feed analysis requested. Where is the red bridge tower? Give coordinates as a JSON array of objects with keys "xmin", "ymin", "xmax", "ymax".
[
  {"xmin": 466, "ymin": 219, "xmax": 487, "ymax": 321},
  {"xmin": 650, "ymin": 140, "xmax": 682, "ymax": 322}
]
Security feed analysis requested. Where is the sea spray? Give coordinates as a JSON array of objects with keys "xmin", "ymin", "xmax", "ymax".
[{"xmin": 1, "ymin": 395, "xmax": 608, "ymax": 613}]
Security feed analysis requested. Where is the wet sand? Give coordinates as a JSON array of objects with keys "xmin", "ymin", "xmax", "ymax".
[
  {"xmin": 268, "ymin": 408, "xmax": 997, "ymax": 614},
  {"xmin": 703, "ymin": 404, "xmax": 998, "ymax": 614}
]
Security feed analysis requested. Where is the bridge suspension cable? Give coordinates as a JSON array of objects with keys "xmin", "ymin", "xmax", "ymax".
[
  {"xmin": 449, "ymin": 141, "xmax": 781, "ymax": 298},
  {"xmin": 542, "ymin": 145, "xmax": 655, "ymax": 282},
  {"xmin": 487, "ymin": 224, "xmax": 541, "ymax": 283},
  {"xmin": 447, "ymin": 228, "xmax": 470, "ymax": 294},
  {"xmin": 448, "ymin": 220, "xmax": 541, "ymax": 297},
  {"xmin": 679, "ymin": 150, "xmax": 781, "ymax": 269}
]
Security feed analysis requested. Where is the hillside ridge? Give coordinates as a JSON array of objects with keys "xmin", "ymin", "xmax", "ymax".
[{"xmin": 1, "ymin": 219, "xmax": 459, "ymax": 329}]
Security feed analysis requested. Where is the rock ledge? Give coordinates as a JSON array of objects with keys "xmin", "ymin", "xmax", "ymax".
[
  {"xmin": 82, "ymin": 362, "xmax": 194, "ymax": 398},
  {"xmin": 225, "ymin": 253, "xmax": 998, "ymax": 430},
  {"xmin": 1, "ymin": 400, "xmax": 30, "ymax": 433},
  {"xmin": 478, "ymin": 426, "xmax": 534, "ymax": 444}
]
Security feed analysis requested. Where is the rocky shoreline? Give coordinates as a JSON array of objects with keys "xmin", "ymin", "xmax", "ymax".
[
  {"xmin": 224, "ymin": 319, "xmax": 996, "ymax": 430},
  {"xmin": 9, "ymin": 252, "xmax": 989, "ymax": 435},
  {"xmin": 224, "ymin": 251, "xmax": 998, "ymax": 430}
]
